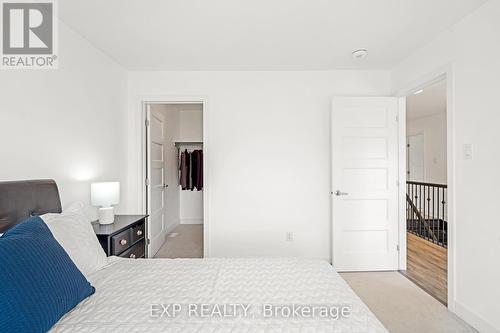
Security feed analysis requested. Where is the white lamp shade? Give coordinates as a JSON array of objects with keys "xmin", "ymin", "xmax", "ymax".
[{"xmin": 91, "ymin": 182, "xmax": 120, "ymax": 207}]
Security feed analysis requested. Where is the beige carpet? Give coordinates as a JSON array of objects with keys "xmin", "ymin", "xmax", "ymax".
[
  {"xmin": 341, "ymin": 272, "xmax": 476, "ymax": 333},
  {"xmin": 154, "ymin": 224, "xmax": 203, "ymax": 258}
]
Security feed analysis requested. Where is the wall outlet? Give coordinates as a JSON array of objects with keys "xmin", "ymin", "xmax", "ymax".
[{"xmin": 285, "ymin": 232, "xmax": 294, "ymax": 242}]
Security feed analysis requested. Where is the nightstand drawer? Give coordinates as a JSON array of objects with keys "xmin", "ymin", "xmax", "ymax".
[
  {"xmin": 111, "ymin": 229, "xmax": 131, "ymax": 255},
  {"xmin": 93, "ymin": 215, "xmax": 148, "ymax": 258},
  {"xmin": 131, "ymin": 222, "xmax": 145, "ymax": 244},
  {"xmin": 119, "ymin": 239, "xmax": 145, "ymax": 259}
]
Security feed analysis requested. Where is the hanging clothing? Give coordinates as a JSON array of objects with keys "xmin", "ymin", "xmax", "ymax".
[
  {"xmin": 186, "ymin": 150, "xmax": 192, "ymax": 190},
  {"xmin": 191, "ymin": 150, "xmax": 198, "ymax": 191},
  {"xmin": 179, "ymin": 150, "xmax": 188, "ymax": 190},
  {"xmin": 179, "ymin": 148, "xmax": 203, "ymax": 191},
  {"xmin": 195, "ymin": 150, "xmax": 203, "ymax": 190}
]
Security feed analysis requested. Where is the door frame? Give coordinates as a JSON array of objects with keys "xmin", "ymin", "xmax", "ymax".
[
  {"xmin": 139, "ymin": 95, "xmax": 210, "ymax": 258},
  {"xmin": 394, "ymin": 66, "xmax": 455, "ymax": 311}
]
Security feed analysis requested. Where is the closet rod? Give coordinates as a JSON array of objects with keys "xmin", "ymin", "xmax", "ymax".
[{"xmin": 174, "ymin": 141, "xmax": 203, "ymax": 147}]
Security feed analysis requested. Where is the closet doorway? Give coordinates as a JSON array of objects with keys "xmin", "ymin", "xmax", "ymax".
[{"xmin": 144, "ymin": 102, "xmax": 205, "ymax": 259}]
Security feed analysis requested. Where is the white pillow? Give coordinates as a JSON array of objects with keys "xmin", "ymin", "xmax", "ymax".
[{"xmin": 41, "ymin": 202, "xmax": 108, "ymax": 277}]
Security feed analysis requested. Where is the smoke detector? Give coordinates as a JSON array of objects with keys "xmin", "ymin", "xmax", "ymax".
[{"xmin": 352, "ymin": 49, "xmax": 368, "ymax": 59}]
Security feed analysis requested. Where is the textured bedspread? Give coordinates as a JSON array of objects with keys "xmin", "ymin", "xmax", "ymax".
[{"xmin": 50, "ymin": 258, "xmax": 388, "ymax": 332}]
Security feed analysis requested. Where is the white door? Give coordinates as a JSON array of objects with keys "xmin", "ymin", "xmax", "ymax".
[
  {"xmin": 331, "ymin": 97, "xmax": 399, "ymax": 271},
  {"xmin": 407, "ymin": 134, "xmax": 424, "ymax": 181},
  {"xmin": 146, "ymin": 106, "xmax": 166, "ymax": 257}
]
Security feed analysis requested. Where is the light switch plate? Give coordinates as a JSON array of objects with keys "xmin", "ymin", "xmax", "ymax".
[{"xmin": 463, "ymin": 144, "xmax": 473, "ymax": 160}]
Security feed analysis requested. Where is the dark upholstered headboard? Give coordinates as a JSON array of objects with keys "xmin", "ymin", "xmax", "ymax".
[{"xmin": 0, "ymin": 179, "xmax": 62, "ymax": 233}]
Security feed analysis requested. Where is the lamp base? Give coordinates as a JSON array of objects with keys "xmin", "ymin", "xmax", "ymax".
[{"xmin": 98, "ymin": 207, "xmax": 115, "ymax": 225}]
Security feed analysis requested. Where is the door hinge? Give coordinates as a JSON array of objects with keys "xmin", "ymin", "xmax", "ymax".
[
  {"xmin": 396, "ymin": 115, "xmax": 399, "ymax": 122},
  {"xmin": 145, "ymin": 178, "xmax": 150, "ymax": 186},
  {"xmin": 397, "ymin": 244, "xmax": 400, "ymax": 251},
  {"xmin": 396, "ymin": 180, "xmax": 400, "ymax": 187},
  {"xmin": 145, "ymin": 119, "xmax": 150, "ymax": 127},
  {"xmin": 147, "ymin": 238, "xmax": 151, "ymax": 245}
]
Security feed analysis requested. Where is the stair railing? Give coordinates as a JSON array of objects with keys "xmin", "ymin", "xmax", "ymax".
[{"xmin": 406, "ymin": 181, "xmax": 448, "ymax": 247}]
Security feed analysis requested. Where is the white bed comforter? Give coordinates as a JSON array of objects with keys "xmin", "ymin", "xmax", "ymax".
[{"xmin": 50, "ymin": 258, "xmax": 388, "ymax": 333}]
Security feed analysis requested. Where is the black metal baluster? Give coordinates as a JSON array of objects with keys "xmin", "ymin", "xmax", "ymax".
[
  {"xmin": 406, "ymin": 182, "xmax": 409, "ymax": 232},
  {"xmin": 415, "ymin": 184, "xmax": 417, "ymax": 236},
  {"xmin": 444, "ymin": 187, "xmax": 446, "ymax": 246},
  {"xmin": 435, "ymin": 186, "xmax": 438, "ymax": 243},
  {"xmin": 409, "ymin": 183, "xmax": 411, "ymax": 233},
  {"xmin": 409, "ymin": 183, "xmax": 412, "ymax": 233},
  {"xmin": 425, "ymin": 185, "xmax": 428, "ymax": 237},
  {"xmin": 415, "ymin": 183, "xmax": 417, "ymax": 234},
  {"xmin": 410, "ymin": 184, "xmax": 416, "ymax": 233},
  {"xmin": 426, "ymin": 185, "xmax": 430, "ymax": 242},
  {"xmin": 418, "ymin": 184, "xmax": 421, "ymax": 236},
  {"xmin": 423, "ymin": 184, "xmax": 427, "ymax": 241},
  {"xmin": 431, "ymin": 186, "xmax": 434, "ymax": 243},
  {"xmin": 423, "ymin": 184, "xmax": 426, "ymax": 240},
  {"xmin": 443, "ymin": 187, "xmax": 448, "ymax": 245},
  {"xmin": 437, "ymin": 186, "xmax": 441, "ymax": 246},
  {"xmin": 413, "ymin": 183, "xmax": 416, "ymax": 233}
]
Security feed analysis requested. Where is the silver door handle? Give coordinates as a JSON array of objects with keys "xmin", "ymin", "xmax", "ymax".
[{"xmin": 334, "ymin": 190, "xmax": 349, "ymax": 196}]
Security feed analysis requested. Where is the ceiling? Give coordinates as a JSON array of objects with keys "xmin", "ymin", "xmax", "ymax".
[
  {"xmin": 406, "ymin": 80, "xmax": 447, "ymax": 121},
  {"xmin": 59, "ymin": 0, "xmax": 487, "ymax": 71}
]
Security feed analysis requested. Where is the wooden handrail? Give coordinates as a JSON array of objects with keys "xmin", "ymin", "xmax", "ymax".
[{"xmin": 407, "ymin": 181, "xmax": 447, "ymax": 188}]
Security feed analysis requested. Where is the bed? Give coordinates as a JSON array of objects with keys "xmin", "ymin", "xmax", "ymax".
[{"xmin": 0, "ymin": 180, "xmax": 388, "ymax": 333}]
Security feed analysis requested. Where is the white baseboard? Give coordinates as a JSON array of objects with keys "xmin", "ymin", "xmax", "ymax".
[
  {"xmin": 180, "ymin": 218, "xmax": 203, "ymax": 225},
  {"xmin": 454, "ymin": 301, "xmax": 499, "ymax": 333}
]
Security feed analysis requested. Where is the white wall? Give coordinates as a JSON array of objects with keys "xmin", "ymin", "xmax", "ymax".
[
  {"xmin": 392, "ymin": 1, "xmax": 500, "ymax": 331},
  {"xmin": 0, "ymin": 21, "xmax": 127, "ymax": 221},
  {"xmin": 150, "ymin": 104, "xmax": 180, "ymax": 233},
  {"xmin": 407, "ymin": 112, "xmax": 447, "ymax": 184},
  {"xmin": 179, "ymin": 107, "xmax": 203, "ymax": 142},
  {"xmin": 126, "ymin": 70, "xmax": 391, "ymax": 260}
]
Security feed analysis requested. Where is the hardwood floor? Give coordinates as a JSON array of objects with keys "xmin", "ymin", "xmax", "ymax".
[{"xmin": 402, "ymin": 232, "xmax": 447, "ymax": 305}]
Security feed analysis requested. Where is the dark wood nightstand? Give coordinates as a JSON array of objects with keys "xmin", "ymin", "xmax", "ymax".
[{"xmin": 92, "ymin": 215, "xmax": 148, "ymax": 258}]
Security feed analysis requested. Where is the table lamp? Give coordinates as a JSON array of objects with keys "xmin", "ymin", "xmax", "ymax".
[{"xmin": 91, "ymin": 182, "xmax": 120, "ymax": 225}]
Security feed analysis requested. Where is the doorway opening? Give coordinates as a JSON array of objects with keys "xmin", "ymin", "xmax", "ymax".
[
  {"xmin": 144, "ymin": 102, "xmax": 204, "ymax": 259},
  {"xmin": 401, "ymin": 78, "xmax": 448, "ymax": 305}
]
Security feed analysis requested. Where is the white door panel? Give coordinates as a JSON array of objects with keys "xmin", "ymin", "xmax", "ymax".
[
  {"xmin": 331, "ymin": 97, "xmax": 399, "ymax": 271},
  {"xmin": 147, "ymin": 107, "xmax": 166, "ymax": 257}
]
